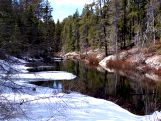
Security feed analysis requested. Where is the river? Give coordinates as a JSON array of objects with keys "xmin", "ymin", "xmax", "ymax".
[{"xmin": 30, "ymin": 60, "xmax": 161, "ymax": 116}]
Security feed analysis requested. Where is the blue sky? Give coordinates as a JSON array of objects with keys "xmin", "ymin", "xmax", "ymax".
[{"xmin": 48, "ymin": 0, "xmax": 92, "ymax": 22}]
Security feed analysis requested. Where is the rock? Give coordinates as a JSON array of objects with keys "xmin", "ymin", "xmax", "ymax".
[
  {"xmin": 99, "ymin": 55, "xmax": 116, "ymax": 68},
  {"xmin": 65, "ymin": 52, "xmax": 80, "ymax": 59},
  {"xmin": 87, "ymin": 50, "xmax": 94, "ymax": 54},
  {"xmin": 145, "ymin": 55, "xmax": 161, "ymax": 69},
  {"xmin": 145, "ymin": 73, "xmax": 161, "ymax": 81},
  {"xmin": 128, "ymin": 48, "xmax": 139, "ymax": 54},
  {"xmin": 97, "ymin": 66, "xmax": 105, "ymax": 73},
  {"xmin": 128, "ymin": 53, "xmax": 145, "ymax": 64},
  {"xmin": 83, "ymin": 50, "xmax": 93, "ymax": 55},
  {"xmin": 119, "ymin": 51, "xmax": 128, "ymax": 60},
  {"xmin": 96, "ymin": 53, "xmax": 105, "ymax": 60}
]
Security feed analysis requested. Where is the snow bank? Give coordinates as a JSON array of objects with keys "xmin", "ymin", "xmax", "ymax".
[
  {"xmin": 3, "ymin": 87, "xmax": 142, "ymax": 121},
  {"xmin": 141, "ymin": 111, "xmax": 161, "ymax": 121},
  {"xmin": 0, "ymin": 60, "xmax": 29, "ymax": 73},
  {"xmin": 2, "ymin": 79, "xmax": 161, "ymax": 121},
  {"xmin": 7, "ymin": 56, "xmax": 28, "ymax": 64}
]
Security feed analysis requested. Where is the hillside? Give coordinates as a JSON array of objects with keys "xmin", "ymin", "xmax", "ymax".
[{"xmin": 99, "ymin": 41, "xmax": 161, "ymax": 81}]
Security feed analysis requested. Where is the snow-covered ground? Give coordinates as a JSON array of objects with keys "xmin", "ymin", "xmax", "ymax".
[
  {"xmin": 0, "ymin": 60, "xmax": 28, "ymax": 73},
  {"xmin": 3, "ymin": 87, "xmax": 141, "ymax": 121},
  {"xmin": 3, "ymin": 84, "xmax": 161, "ymax": 121},
  {"xmin": 0, "ymin": 57, "xmax": 161, "ymax": 121}
]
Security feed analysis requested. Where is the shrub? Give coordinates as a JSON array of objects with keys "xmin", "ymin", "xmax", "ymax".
[
  {"xmin": 80, "ymin": 54, "xmax": 86, "ymax": 60},
  {"xmin": 79, "ymin": 54, "xmax": 99, "ymax": 66},
  {"xmin": 154, "ymin": 68, "xmax": 161, "ymax": 76},
  {"xmin": 87, "ymin": 55, "xmax": 99, "ymax": 66},
  {"xmin": 107, "ymin": 59, "xmax": 135, "ymax": 70},
  {"xmin": 142, "ymin": 66, "xmax": 153, "ymax": 72}
]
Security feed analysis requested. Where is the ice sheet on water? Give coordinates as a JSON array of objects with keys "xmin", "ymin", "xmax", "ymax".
[{"xmin": 0, "ymin": 71, "xmax": 76, "ymax": 81}]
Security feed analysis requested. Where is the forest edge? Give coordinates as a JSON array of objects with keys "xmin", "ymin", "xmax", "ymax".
[{"xmin": 58, "ymin": 39, "xmax": 161, "ymax": 82}]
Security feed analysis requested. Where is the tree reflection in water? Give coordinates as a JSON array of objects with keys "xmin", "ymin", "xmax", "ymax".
[
  {"xmin": 32, "ymin": 60, "xmax": 161, "ymax": 115},
  {"xmin": 59, "ymin": 60, "xmax": 161, "ymax": 115}
]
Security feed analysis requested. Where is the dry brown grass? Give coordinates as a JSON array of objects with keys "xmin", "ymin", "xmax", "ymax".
[
  {"xmin": 106, "ymin": 41, "xmax": 161, "ymax": 77},
  {"xmin": 154, "ymin": 68, "xmax": 161, "ymax": 76},
  {"xmin": 87, "ymin": 55, "xmax": 99, "ymax": 66},
  {"xmin": 80, "ymin": 54, "xmax": 86, "ymax": 60},
  {"xmin": 80, "ymin": 53, "xmax": 99, "ymax": 66},
  {"xmin": 144, "ymin": 41, "xmax": 161, "ymax": 54},
  {"xmin": 79, "ymin": 54, "xmax": 99, "ymax": 67},
  {"xmin": 107, "ymin": 59, "xmax": 135, "ymax": 70},
  {"xmin": 139, "ymin": 66, "xmax": 161, "ymax": 76},
  {"xmin": 141, "ymin": 66, "xmax": 153, "ymax": 72}
]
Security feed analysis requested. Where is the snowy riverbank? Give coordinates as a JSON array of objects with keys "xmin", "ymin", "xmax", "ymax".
[
  {"xmin": 99, "ymin": 47, "xmax": 161, "ymax": 82},
  {"xmin": 5, "ymin": 79, "xmax": 161, "ymax": 121},
  {"xmin": 0, "ymin": 57, "xmax": 161, "ymax": 121},
  {"xmin": 61, "ymin": 44, "xmax": 161, "ymax": 79}
]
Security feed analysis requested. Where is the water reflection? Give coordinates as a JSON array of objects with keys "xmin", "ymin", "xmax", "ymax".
[
  {"xmin": 31, "ymin": 60, "xmax": 161, "ymax": 115},
  {"xmin": 31, "ymin": 80, "xmax": 63, "ymax": 93},
  {"xmin": 58, "ymin": 60, "xmax": 161, "ymax": 115}
]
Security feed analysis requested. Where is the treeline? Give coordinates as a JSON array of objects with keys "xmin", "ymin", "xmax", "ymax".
[
  {"xmin": 0, "ymin": 0, "xmax": 60, "ymax": 57},
  {"xmin": 0, "ymin": 0, "xmax": 161, "ymax": 58},
  {"xmin": 59, "ymin": 0, "xmax": 161, "ymax": 55}
]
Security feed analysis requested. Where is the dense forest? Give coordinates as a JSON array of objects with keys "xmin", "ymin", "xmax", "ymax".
[
  {"xmin": 0, "ymin": 0, "xmax": 161, "ymax": 58},
  {"xmin": 0, "ymin": 0, "xmax": 56, "ymax": 57},
  {"xmin": 60, "ymin": 0, "xmax": 161, "ymax": 56}
]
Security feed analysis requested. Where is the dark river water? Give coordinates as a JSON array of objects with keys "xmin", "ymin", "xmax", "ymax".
[{"xmin": 30, "ymin": 60, "xmax": 161, "ymax": 116}]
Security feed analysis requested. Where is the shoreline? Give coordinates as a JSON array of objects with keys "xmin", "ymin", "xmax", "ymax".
[{"xmin": 58, "ymin": 45, "xmax": 161, "ymax": 82}]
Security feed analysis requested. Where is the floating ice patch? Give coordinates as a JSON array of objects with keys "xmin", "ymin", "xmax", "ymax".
[{"xmin": 1, "ymin": 71, "xmax": 76, "ymax": 81}]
